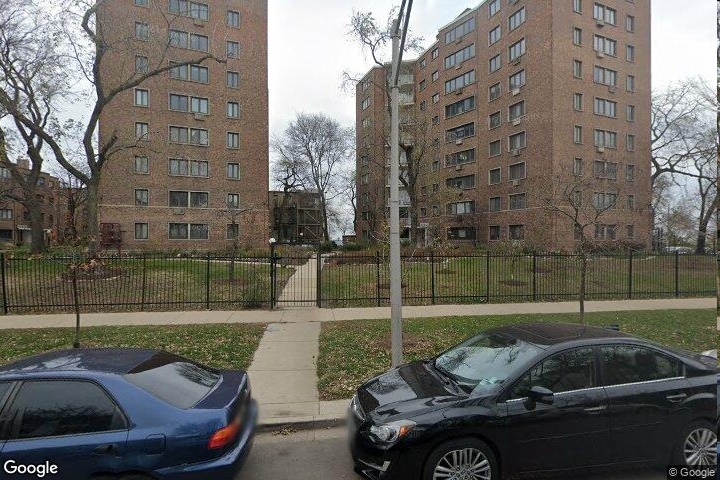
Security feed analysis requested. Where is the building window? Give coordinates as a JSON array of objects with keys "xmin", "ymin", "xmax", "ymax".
[
  {"xmin": 431, "ymin": 48, "xmax": 439, "ymax": 59},
  {"xmin": 626, "ymin": 45, "xmax": 635, "ymax": 62},
  {"xmin": 0, "ymin": 209, "xmax": 13, "ymax": 219},
  {"xmin": 489, "ymin": 225, "xmax": 501, "ymax": 240},
  {"xmin": 508, "ymin": 131, "xmax": 526, "ymax": 151},
  {"xmin": 508, "ymin": 100, "xmax": 525, "ymax": 121},
  {"xmin": 593, "ymin": 97, "xmax": 617, "ymax": 117},
  {"xmin": 489, "ymin": 82, "xmax": 501, "ymax": 101},
  {"xmin": 135, "ymin": 22, "xmax": 149, "ymax": 40},
  {"xmin": 227, "ymin": 102, "xmax": 240, "ymax": 118},
  {"xmin": 573, "ymin": 158, "xmax": 583, "ymax": 176},
  {"xmin": 0, "ymin": 167, "xmax": 10, "ymax": 178},
  {"xmin": 445, "ymin": 70, "xmax": 476, "ymax": 93},
  {"xmin": 432, "ymin": 93, "xmax": 440, "ymax": 104},
  {"xmin": 488, "ymin": 26, "xmax": 501, "ymax": 46},
  {"xmin": 361, "ymin": 97, "xmax": 370, "ymax": 110},
  {"xmin": 419, "ymin": 79, "xmax": 427, "ymax": 91},
  {"xmin": 509, "ymin": 224, "xmax": 525, "ymax": 240},
  {"xmin": 135, "ymin": 223, "xmax": 148, "ymax": 240},
  {"xmin": 169, "ymin": 159, "xmax": 208, "ymax": 177},
  {"xmin": 446, "ymin": 148, "xmax": 476, "ymax": 166},
  {"xmin": 447, "ymin": 201, "xmax": 475, "ymax": 215},
  {"xmin": 489, "ymin": 111, "xmax": 501, "ymax": 129},
  {"xmin": 134, "ymin": 156, "xmax": 149, "ymax": 174},
  {"xmin": 573, "ymin": 27, "xmax": 582, "ymax": 46},
  {"xmin": 190, "ymin": 33, "xmax": 209, "ymax": 52},
  {"xmin": 626, "ymin": 15, "xmax": 635, "ymax": 32},
  {"xmin": 593, "ymin": 2, "xmax": 617, "ymax": 25},
  {"xmin": 420, "ymin": 101, "xmax": 426, "ymax": 111},
  {"xmin": 594, "ymin": 224, "xmax": 616, "ymax": 240},
  {"xmin": 227, "ymin": 132, "xmax": 240, "ymax": 149},
  {"xmin": 227, "ymin": 41, "xmax": 240, "ymax": 58},
  {"xmin": 171, "ymin": 63, "xmax": 209, "ymax": 83},
  {"xmin": 227, "ymin": 71, "xmax": 240, "ymax": 88},
  {"xmin": 227, "ymin": 10, "xmax": 240, "ymax": 27},
  {"xmin": 169, "ymin": 30, "xmax": 188, "ymax": 48},
  {"xmin": 446, "ymin": 122, "xmax": 475, "ymax": 141},
  {"xmin": 509, "ymin": 70, "xmax": 525, "ymax": 90},
  {"xmin": 573, "ymin": 59, "xmax": 582, "ymax": 78},
  {"xmin": 135, "ymin": 56, "xmax": 148, "ymax": 73},
  {"xmin": 594, "ymin": 129, "xmax": 617, "ymax": 148},
  {"xmin": 624, "ymin": 105, "xmax": 636, "ymax": 122},
  {"xmin": 488, "ymin": 0, "xmax": 500, "ymax": 17},
  {"xmin": 444, "ymin": 44, "xmax": 475, "ymax": 69},
  {"xmin": 573, "ymin": 0, "xmax": 582, "ymax": 13},
  {"xmin": 489, "ymin": 54, "xmax": 501, "ymax": 73},
  {"xmin": 134, "ymin": 89, "xmax": 149, "ymax": 107},
  {"xmin": 489, "ymin": 168, "xmax": 501, "ymax": 185},
  {"xmin": 593, "ymin": 34, "xmax": 617, "ymax": 56},
  {"xmin": 594, "ymin": 160, "xmax": 618, "ymax": 179},
  {"xmin": 594, "ymin": 66, "xmax": 617, "ymax": 86},
  {"xmin": 227, "ymin": 193, "xmax": 240, "ymax": 209},
  {"xmin": 419, "ymin": 58, "xmax": 427, "ymax": 69},
  {"xmin": 227, "ymin": 224, "xmax": 240, "ymax": 240},
  {"xmin": 447, "ymin": 227, "xmax": 476, "ymax": 240},
  {"xmin": 135, "ymin": 0, "xmax": 148, "ymax": 5},
  {"xmin": 489, "ymin": 140, "xmax": 501, "ymax": 157},
  {"xmin": 169, "ymin": 126, "xmax": 208, "ymax": 145},
  {"xmin": 626, "ymin": 134, "xmax": 635, "ymax": 151},
  {"xmin": 135, "ymin": 189, "xmax": 149, "ymax": 207},
  {"xmin": 508, "ymin": 162, "xmax": 526, "ymax": 181},
  {"xmin": 169, "ymin": 223, "xmax": 209, "ymax": 240},
  {"xmin": 626, "ymin": 225, "xmax": 634, "ymax": 239},
  {"xmin": 446, "ymin": 96, "xmax": 475, "ymax": 117},
  {"xmin": 169, "ymin": 94, "xmax": 209, "ymax": 114},
  {"xmin": 169, "ymin": 0, "xmax": 209, "ymax": 20},
  {"xmin": 508, "ymin": 7, "xmax": 526, "ymax": 31},
  {"xmin": 509, "ymin": 193, "xmax": 526, "ymax": 210},
  {"xmin": 489, "ymin": 197, "xmax": 501, "ymax": 212},
  {"xmin": 626, "ymin": 164, "xmax": 635, "ymax": 182},
  {"xmin": 626, "ymin": 75, "xmax": 636, "ymax": 92},
  {"xmin": 627, "ymin": 195, "xmax": 635, "ymax": 211},
  {"xmin": 573, "ymin": 93, "xmax": 583, "ymax": 111},
  {"xmin": 445, "ymin": 17, "xmax": 476, "ymax": 44},
  {"xmin": 446, "ymin": 174, "xmax": 476, "ymax": 189},
  {"xmin": 593, "ymin": 193, "xmax": 617, "ymax": 210},
  {"xmin": 135, "ymin": 122, "xmax": 149, "ymax": 140},
  {"xmin": 573, "ymin": 125, "xmax": 583, "ymax": 144},
  {"xmin": 508, "ymin": 38, "xmax": 525, "ymax": 62}
]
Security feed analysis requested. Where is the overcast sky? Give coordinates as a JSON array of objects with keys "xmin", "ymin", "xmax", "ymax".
[{"xmin": 268, "ymin": 0, "xmax": 717, "ymax": 137}]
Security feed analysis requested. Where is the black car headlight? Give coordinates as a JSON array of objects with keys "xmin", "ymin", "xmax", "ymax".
[{"xmin": 369, "ymin": 419, "xmax": 416, "ymax": 443}]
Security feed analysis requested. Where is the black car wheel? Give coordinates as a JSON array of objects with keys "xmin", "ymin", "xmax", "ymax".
[
  {"xmin": 423, "ymin": 437, "xmax": 498, "ymax": 480},
  {"xmin": 675, "ymin": 420, "xmax": 717, "ymax": 466}
]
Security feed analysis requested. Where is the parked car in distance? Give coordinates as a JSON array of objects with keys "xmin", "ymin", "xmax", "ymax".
[
  {"xmin": 0, "ymin": 348, "xmax": 256, "ymax": 480},
  {"xmin": 349, "ymin": 323, "xmax": 718, "ymax": 480},
  {"xmin": 666, "ymin": 246, "xmax": 694, "ymax": 254}
]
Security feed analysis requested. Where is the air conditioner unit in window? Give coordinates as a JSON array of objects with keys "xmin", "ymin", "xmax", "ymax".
[
  {"xmin": 456, "ymin": 64, "xmax": 462, "ymax": 70},
  {"xmin": 511, "ymin": 179, "xmax": 520, "ymax": 186},
  {"xmin": 193, "ymin": 19, "xmax": 204, "ymax": 27},
  {"xmin": 455, "ymin": 88, "xmax": 463, "ymax": 95},
  {"xmin": 193, "ymin": 113, "xmax": 205, "ymax": 121},
  {"xmin": 596, "ymin": 51, "xmax": 605, "ymax": 59},
  {"xmin": 596, "ymin": 19, "xmax": 605, "ymax": 27},
  {"xmin": 596, "ymin": 147, "xmax": 605, "ymax": 153},
  {"xmin": 455, "ymin": 164, "xmax": 463, "ymax": 171},
  {"xmin": 173, "ymin": 208, "xmax": 186, "ymax": 215},
  {"xmin": 456, "ymin": 139, "xmax": 463, "ymax": 145},
  {"xmin": 511, "ymin": 149, "xmax": 520, "ymax": 156},
  {"xmin": 511, "ymin": 88, "xmax": 521, "ymax": 96},
  {"xmin": 512, "ymin": 118, "xmax": 521, "ymax": 126},
  {"xmin": 608, "ymin": 86, "xmax": 616, "ymax": 93}
]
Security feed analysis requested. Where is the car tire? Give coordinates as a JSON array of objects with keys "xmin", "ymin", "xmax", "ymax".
[
  {"xmin": 422, "ymin": 437, "xmax": 499, "ymax": 480},
  {"xmin": 673, "ymin": 420, "xmax": 717, "ymax": 466}
]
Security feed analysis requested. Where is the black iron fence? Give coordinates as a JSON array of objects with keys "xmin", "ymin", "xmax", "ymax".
[{"xmin": 0, "ymin": 251, "xmax": 715, "ymax": 314}]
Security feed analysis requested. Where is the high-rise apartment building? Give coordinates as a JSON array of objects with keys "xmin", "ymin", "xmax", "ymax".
[
  {"xmin": 97, "ymin": 0, "xmax": 269, "ymax": 250},
  {"xmin": 356, "ymin": 0, "xmax": 651, "ymax": 250}
]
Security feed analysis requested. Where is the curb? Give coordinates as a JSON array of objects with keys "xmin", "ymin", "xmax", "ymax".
[{"xmin": 256, "ymin": 416, "xmax": 346, "ymax": 433}]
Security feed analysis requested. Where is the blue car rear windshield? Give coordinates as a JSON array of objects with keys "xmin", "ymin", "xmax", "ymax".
[{"xmin": 124, "ymin": 352, "xmax": 220, "ymax": 409}]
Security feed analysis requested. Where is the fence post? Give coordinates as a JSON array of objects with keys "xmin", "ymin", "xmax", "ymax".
[
  {"xmin": 532, "ymin": 252, "xmax": 537, "ymax": 301},
  {"xmin": 140, "ymin": 254, "xmax": 147, "ymax": 311},
  {"xmin": 316, "ymin": 243, "xmax": 322, "ymax": 308},
  {"xmin": 376, "ymin": 251, "xmax": 381, "ymax": 307},
  {"xmin": 205, "ymin": 253, "xmax": 211, "ymax": 310},
  {"xmin": 485, "ymin": 251, "xmax": 490, "ymax": 303},
  {"xmin": 627, "ymin": 251, "xmax": 633, "ymax": 299},
  {"xmin": 0, "ymin": 253, "xmax": 7, "ymax": 315},
  {"xmin": 430, "ymin": 251, "xmax": 436, "ymax": 305},
  {"xmin": 674, "ymin": 251, "xmax": 679, "ymax": 298}
]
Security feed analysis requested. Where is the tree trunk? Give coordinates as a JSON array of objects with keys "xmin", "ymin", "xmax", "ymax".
[
  {"xmin": 86, "ymin": 180, "xmax": 100, "ymax": 256},
  {"xmin": 28, "ymin": 200, "xmax": 46, "ymax": 254},
  {"xmin": 579, "ymin": 251, "xmax": 587, "ymax": 324},
  {"xmin": 695, "ymin": 226, "xmax": 707, "ymax": 254},
  {"xmin": 319, "ymin": 196, "xmax": 330, "ymax": 242}
]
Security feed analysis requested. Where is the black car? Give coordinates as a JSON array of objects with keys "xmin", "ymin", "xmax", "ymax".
[{"xmin": 349, "ymin": 323, "xmax": 718, "ymax": 480}]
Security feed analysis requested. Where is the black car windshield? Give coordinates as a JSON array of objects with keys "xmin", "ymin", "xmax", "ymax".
[{"xmin": 434, "ymin": 333, "xmax": 542, "ymax": 392}]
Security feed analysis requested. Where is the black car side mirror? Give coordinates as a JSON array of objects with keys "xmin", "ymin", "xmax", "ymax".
[{"xmin": 528, "ymin": 386, "xmax": 554, "ymax": 405}]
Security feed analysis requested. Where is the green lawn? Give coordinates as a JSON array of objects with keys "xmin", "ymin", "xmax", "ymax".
[
  {"xmin": 321, "ymin": 254, "xmax": 716, "ymax": 307},
  {"xmin": 317, "ymin": 309, "xmax": 718, "ymax": 400},
  {"xmin": 0, "ymin": 323, "xmax": 266, "ymax": 370}
]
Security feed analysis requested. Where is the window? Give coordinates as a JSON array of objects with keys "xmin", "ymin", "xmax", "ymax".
[
  {"xmin": 573, "ymin": 158, "xmax": 583, "ymax": 176},
  {"xmin": 594, "ymin": 129, "xmax": 617, "ymax": 148},
  {"xmin": 0, "ymin": 209, "xmax": 13, "ymax": 219},
  {"xmin": 573, "ymin": 59, "xmax": 582, "ymax": 78},
  {"xmin": 626, "ymin": 134, "xmax": 635, "ymax": 151},
  {"xmin": 508, "ymin": 131, "xmax": 526, "ymax": 151},
  {"xmin": 488, "ymin": 26, "xmax": 501, "ymax": 45},
  {"xmin": 489, "ymin": 225, "xmax": 501, "ymax": 240},
  {"xmin": 0, "ymin": 167, "xmax": 10, "ymax": 178},
  {"xmin": 573, "ymin": 27, "xmax": 582, "ymax": 46},
  {"xmin": 169, "ymin": 0, "xmax": 209, "ymax": 20},
  {"xmin": 489, "ymin": 82, "xmax": 501, "ymax": 101},
  {"xmin": 593, "ymin": 2, "xmax": 617, "ymax": 25},
  {"xmin": 447, "ymin": 201, "xmax": 475, "ymax": 215},
  {"xmin": 419, "ymin": 79, "xmax": 427, "ymax": 91},
  {"xmin": 626, "ymin": 164, "xmax": 635, "ymax": 182},
  {"xmin": 509, "ymin": 70, "xmax": 525, "ymax": 89},
  {"xmin": 508, "ymin": 162, "xmax": 525, "ymax": 180},
  {"xmin": 227, "ymin": 224, "xmax": 239, "ymax": 240},
  {"xmin": 489, "ymin": 54, "xmax": 501, "ymax": 73},
  {"xmin": 509, "ymin": 193, "xmax": 526, "ymax": 210},
  {"xmin": 135, "ymin": 22, "xmax": 149, "ymax": 40},
  {"xmin": 446, "ymin": 122, "xmax": 475, "ymax": 142},
  {"xmin": 488, "ymin": 0, "xmax": 500, "ymax": 17},
  {"xmin": 626, "ymin": 105, "xmax": 636, "ymax": 122},
  {"xmin": 169, "ymin": 30, "xmax": 188, "ymax": 48},
  {"xmin": 573, "ymin": 0, "xmax": 582, "ymax": 13},
  {"xmin": 432, "ymin": 205, "xmax": 440, "ymax": 216},
  {"xmin": 227, "ymin": 132, "xmax": 240, "ymax": 149},
  {"xmin": 573, "ymin": 93, "xmax": 583, "ymax": 111},
  {"xmin": 169, "ymin": 191, "xmax": 188, "ymax": 208},
  {"xmin": 432, "ymin": 93, "xmax": 440, "ymax": 104},
  {"xmin": 593, "ymin": 193, "xmax": 617, "ymax": 210},
  {"xmin": 508, "ymin": 101, "xmax": 525, "ymax": 121},
  {"xmin": 509, "ymin": 224, "xmax": 524, "ymax": 240},
  {"xmin": 169, "ymin": 94, "xmax": 188, "ymax": 111},
  {"xmin": 446, "ymin": 149, "xmax": 476, "ymax": 166},
  {"xmin": 419, "ymin": 58, "xmax": 427, "ymax": 69},
  {"xmin": 135, "ymin": 56, "xmax": 148, "ymax": 73},
  {"xmin": 190, "ymin": 33, "xmax": 209, "ymax": 52},
  {"xmin": 190, "ymin": 97, "xmax": 208, "ymax": 114},
  {"xmin": 510, "ymin": 348, "xmax": 595, "ymax": 398},
  {"xmin": 626, "ymin": 15, "xmax": 635, "ymax": 32},
  {"xmin": 227, "ymin": 102, "xmax": 240, "ymax": 118},
  {"xmin": 626, "ymin": 225, "xmax": 634, "ymax": 238},
  {"xmin": 420, "ymin": 101, "xmax": 426, "ymax": 111},
  {"xmin": 135, "ymin": 0, "xmax": 148, "ymax": 5},
  {"xmin": 508, "ymin": 38, "xmax": 525, "ymax": 62},
  {"xmin": 626, "ymin": 45, "xmax": 635, "ymax": 62},
  {"xmin": 135, "ymin": 223, "xmax": 148, "ymax": 240},
  {"xmin": 573, "ymin": 125, "xmax": 583, "ymax": 144},
  {"xmin": 489, "ymin": 111, "xmax": 501, "ymax": 129},
  {"xmin": 508, "ymin": 7, "xmax": 525, "ymax": 31},
  {"xmin": 489, "ymin": 197, "xmax": 501, "ymax": 212},
  {"xmin": 169, "ymin": 223, "xmax": 208, "ymax": 240},
  {"xmin": 626, "ymin": 75, "xmax": 635, "ymax": 92},
  {"xmin": 169, "ymin": 159, "xmax": 208, "ymax": 177},
  {"xmin": 227, "ymin": 193, "xmax": 240, "ymax": 209},
  {"xmin": 227, "ymin": 71, "xmax": 240, "ymax": 88},
  {"xmin": 445, "ymin": 44, "xmax": 475, "ymax": 69},
  {"xmin": 227, "ymin": 41, "xmax": 240, "ymax": 58},
  {"xmin": 134, "ymin": 189, "xmax": 148, "ymax": 207},
  {"xmin": 489, "ymin": 140, "xmax": 501, "ymax": 157},
  {"xmin": 448, "ymin": 228, "xmax": 477, "ymax": 240},
  {"xmin": 135, "ymin": 122, "xmax": 149, "ymax": 140},
  {"xmin": 431, "ymin": 48, "xmax": 439, "ymax": 59},
  {"xmin": 134, "ymin": 89, "xmax": 149, "ymax": 107},
  {"xmin": 627, "ymin": 195, "xmax": 635, "ymax": 211},
  {"xmin": 489, "ymin": 168, "xmax": 501, "ymax": 185},
  {"xmin": 361, "ymin": 97, "xmax": 370, "ymax": 110},
  {"xmin": 169, "ymin": 94, "xmax": 209, "ymax": 114},
  {"xmin": 446, "ymin": 96, "xmax": 475, "ymax": 118},
  {"xmin": 594, "ymin": 160, "xmax": 617, "ymax": 179},
  {"xmin": 431, "ymin": 71, "xmax": 439, "ymax": 82},
  {"xmin": 594, "ymin": 97, "xmax": 617, "ymax": 117},
  {"xmin": 361, "ymin": 173, "xmax": 369, "ymax": 185},
  {"xmin": 593, "ymin": 34, "xmax": 617, "ymax": 56},
  {"xmin": 445, "ymin": 17, "xmax": 476, "ymax": 44},
  {"xmin": 445, "ymin": 70, "xmax": 476, "ymax": 93},
  {"xmin": 6, "ymin": 381, "xmax": 125, "ymax": 440},
  {"xmin": 601, "ymin": 346, "xmax": 681, "ymax": 385},
  {"xmin": 593, "ymin": 66, "xmax": 617, "ymax": 86},
  {"xmin": 595, "ymin": 224, "xmax": 616, "ymax": 240},
  {"xmin": 446, "ymin": 175, "xmax": 476, "ymax": 189},
  {"xmin": 169, "ymin": 126, "xmax": 208, "ymax": 145},
  {"xmin": 227, "ymin": 10, "xmax": 240, "ymax": 27}
]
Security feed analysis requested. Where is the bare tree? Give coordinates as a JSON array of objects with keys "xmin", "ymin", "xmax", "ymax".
[
  {"xmin": 271, "ymin": 113, "xmax": 353, "ymax": 242},
  {"xmin": 0, "ymin": 0, "xmax": 225, "ymax": 254},
  {"xmin": 218, "ymin": 202, "xmax": 264, "ymax": 283},
  {"xmin": 690, "ymin": 140, "xmax": 718, "ymax": 253}
]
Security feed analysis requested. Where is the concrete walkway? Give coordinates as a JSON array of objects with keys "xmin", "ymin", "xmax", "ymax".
[
  {"xmin": 0, "ymin": 297, "xmax": 713, "ymax": 329},
  {"xmin": 277, "ymin": 255, "xmax": 320, "ymax": 307}
]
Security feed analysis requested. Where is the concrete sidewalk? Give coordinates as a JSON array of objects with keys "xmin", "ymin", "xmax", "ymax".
[{"xmin": 0, "ymin": 297, "xmax": 713, "ymax": 329}]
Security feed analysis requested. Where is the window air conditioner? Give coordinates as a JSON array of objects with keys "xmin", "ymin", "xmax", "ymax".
[
  {"xmin": 596, "ymin": 147, "xmax": 605, "ymax": 153},
  {"xmin": 511, "ymin": 88, "xmax": 521, "ymax": 96},
  {"xmin": 511, "ymin": 179, "xmax": 520, "ymax": 186},
  {"xmin": 455, "ymin": 164, "xmax": 463, "ymax": 171},
  {"xmin": 511, "ymin": 149, "xmax": 520, "ymax": 156},
  {"xmin": 455, "ymin": 88, "xmax": 463, "ymax": 95},
  {"xmin": 608, "ymin": 86, "xmax": 616, "ymax": 93},
  {"xmin": 596, "ymin": 51, "xmax": 605, "ymax": 59},
  {"xmin": 512, "ymin": 118, "xmax": 521, "ymax": 126},
  {"xmin": 194, "ymin": 113, "xmax": 205, "ymax": 121},
  {"xmin": 193, "ymin": 19, "xmax": 204, "ymax": 27},
  {"xmin": 173, "ymin": 208, "xmax": 186, "ymax": 215},
  {"xmin": 456, "ymin": 139, "xmax": 463, "ymax": 145},
  {"xmin": 456, "ymin": 63, "xmax": 463, "ymax": 70},
  {"xmin": 596, "ymin": 19, "xmax": 605, "ymax": 27}
]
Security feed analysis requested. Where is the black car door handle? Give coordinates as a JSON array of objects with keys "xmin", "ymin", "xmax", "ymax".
[
  {"xmin": 583, "ymin": 405, "xmax": 607, "ymax": 414},
  {"xmin": 93, "ymin": 444, "xmax": 116, "ymax": 455},
  {"xmin": 666, "ymin": 393, "xmax": 687, "ymax": 403}
]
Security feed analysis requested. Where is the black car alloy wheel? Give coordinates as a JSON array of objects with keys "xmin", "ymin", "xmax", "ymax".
[
  {"xmin": 682, "ymin": 421, "xmax": 717, "ymax": 466},
  {"xmin": 424, "ymin": 438, "xmax": 497, "ymax": 480}
]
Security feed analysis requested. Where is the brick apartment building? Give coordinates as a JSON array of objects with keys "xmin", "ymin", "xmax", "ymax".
[
  {"xmin": 96, "ymin": 0, "xmax": 269, "ymax": 250},
  {"xmin": 270, "ymin": 190, "xmax": 323, "ymax": 244},
  {"xmin": 356, "ymin": 0, "xmax": 652, "ymax": 250}
]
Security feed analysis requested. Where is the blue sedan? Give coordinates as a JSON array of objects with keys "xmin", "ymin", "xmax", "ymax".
[{"xmin": 0, "ymin": 348, "xmax": 256, "ymax": 480}]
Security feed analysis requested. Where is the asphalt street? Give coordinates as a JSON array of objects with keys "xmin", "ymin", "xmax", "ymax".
[{"xmin": 237, "ymin": 426, "xmax": 666, "ymax": 480}]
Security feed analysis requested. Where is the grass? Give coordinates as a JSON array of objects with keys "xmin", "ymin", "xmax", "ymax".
[
  {"xmin": 317, "ymin": 309, "xmax": 718, "ymax": 400},
  {"xmin": 321, "ymin": 254, "xmax": 716, "ymax": 307},
  {"xmin": 0, "ymin": 323, "xmax": 266, "ymax": 370}
]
